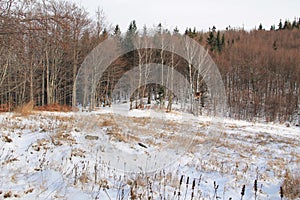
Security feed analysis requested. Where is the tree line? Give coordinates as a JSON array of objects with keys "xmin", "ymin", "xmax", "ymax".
[{"xmin": 0, "ymin": 0, "xmax": 299, "ymax": 123}]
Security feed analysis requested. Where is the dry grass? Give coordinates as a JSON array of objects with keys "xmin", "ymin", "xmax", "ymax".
[
  {"xmin": 14, "ymin": 101, "xmax": 34, "ymax": 116},
  {"xmin": 131, "ymin": 117, "xmax": 151, "ymax": 125},
  {"xmin": 35, "ymin": 103, "xmax": 76, "ymax": 112},
  {"xmin": 282, "ymin": 169, "xmax": 300, "ymax": 199},
  {"xmin": 291, "ymin": 151, "xmax": 300, "ymax": 164},
  {"xmin": 32, "ymin": 138, "xmax": 51, "ymax": 151},
  {"xmin": 71, "ymin": 148, "xmax": 86, "ymax": 158},
  {"xmin": 52, "ymin": 115, "xmax": 75, "ymax": 122},
  {"xmin": 162, "ymin": 120, "xmax": 180, "ymax": 132},
  {"xmin": 2, "ymin": 135, "xmax": 13, "ymax": 143},
  {"xmin": 50, "ymin": 131, "xmax": 76, "ymax": 146},
  {"xmin": 3, "ymin": 191, "xmax": 12, "ymax": 198},
  {"xmin": 24, "ymin": 188, "xmax": 34, "ymax": 194},
  {"xmin": 101, "ymin": 118, "xmax": 116, "ymax": 127},
  {"xmin": 106, "ymin": 127, "xmax": 139, "ymax": 143},
  {"xmin": 79, "ymin": 172, "xmax": 89, "ymax": 184},
  {"xmin": 1, "ymin": 157, "xmax": 18, "ymax": 165},
  {"xmin": 0, "ymin": 104, "xmax": 10, "ymax": 112}
]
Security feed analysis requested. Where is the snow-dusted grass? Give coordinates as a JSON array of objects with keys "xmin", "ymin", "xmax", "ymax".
[{"xmin": 0, "ymin": 106, "xmax": 299, "ymax": 199}]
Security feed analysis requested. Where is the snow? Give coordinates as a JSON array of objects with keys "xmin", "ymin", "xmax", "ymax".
[{"xmin": 0, "ymin": 104, "xmax": 299, "ymax": 199}]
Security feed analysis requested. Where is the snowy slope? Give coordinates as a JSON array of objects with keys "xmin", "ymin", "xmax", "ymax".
[{"xmin": 0, "ymin": 105, "xmax": 299, "ymax": 199}]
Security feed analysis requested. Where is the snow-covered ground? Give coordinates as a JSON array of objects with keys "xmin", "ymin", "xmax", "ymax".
[{"xmin": 0, "ymin": 104, "xmax": 299, "ymax": 199}]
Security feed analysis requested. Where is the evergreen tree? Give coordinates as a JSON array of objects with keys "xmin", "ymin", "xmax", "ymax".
[
  {"xmin": 292, "ymin": 19, "xmax": 297, "ymax": 29},
  {"xmin": 184, "ymin": 28, "xmax": 189, "ymax": 36},
  {"xmin": 193, "ymin": 27, "xmax": 196, "ymax": 33},
  {"xmin": 173, "ymin": 26, "xmax": 179, "ymax": 34},
  {"xmin": 258, "ymin": 23, "xmax": 263, "ymax": 30},
  {"xmin": 207, "ymin": 30, "xmax": 215, "ymax": 51},
  {"xmin": 101, "ymin": 28, "xmax": 108, "ymax": 40},
  {"xmin": 113, "ymin": 24, "xmax": 122, "ymax": 46},
  {"xmin": 187, "ymin": 28, "xmax": 193, "ymax": 38},
  {"xmin": 114, "ymin": 24, "xmax": 121, "ymax": 36},
  {"xmin": 192, "ymin": 27, "xmax": 196, "ymax": 37},
  {"xmin": 283, "ymin": 20, "xmax": 292, "ymax": 30},
  {"xmin": 157, "ymin": 23, "xmax": 162, "ymax": 34},
  {"xmin": 132, "ymin": 20, "xmax": 137, "ymax": 31},
  {"xmin": 212, "ymin": 26, "xmax": 216, "ymax": 32},
  {"xmin": 216, "ymin": 31, "xmax": 221, "ymax": 52},
  {"xmin": 278, "ymin": 19, "xmax": 283, "ymax": 30},
  {"xmin": 123, "ymin": 20, "xmax": 138, "ymax": 51},
  {"xmin": 270, "ymin": 25, "xmax": 276, "ymax": 31},
  {"xmin": 185, "ymin": 27, "xmax": 196, "ymax": 38}
]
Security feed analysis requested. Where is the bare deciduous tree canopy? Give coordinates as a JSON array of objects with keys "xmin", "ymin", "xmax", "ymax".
[{"xmin": 0, "ymin": 0, "xmax": 299, "ymax": 123}]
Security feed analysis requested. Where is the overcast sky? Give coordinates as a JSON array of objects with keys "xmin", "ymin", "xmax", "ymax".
[{"xmin": 70, "ymin": 0, "xmax": 300, "ymax": 32}]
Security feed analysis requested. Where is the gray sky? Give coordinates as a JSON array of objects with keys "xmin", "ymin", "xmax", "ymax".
[{"xmin": 70, "ymin": 0, "xmax": 300, "ymax": 32}]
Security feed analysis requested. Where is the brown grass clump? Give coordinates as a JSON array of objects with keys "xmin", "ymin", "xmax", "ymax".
[
  {"xmin": 101, "ymin": 118, "xmax": 116, "ymax": 127},
  {"xmin": 281, "ymin": 169, "xmax": 300, "ymax": 199},
  {"xmin": 3, "ymin": 191, "xmax": 12, "ymax": 198},
  {"xmin": 131, "ymin": 117, "xmax": 151, "ymax": 125},
  {"xmin": 24, "ymin": 188, "xmax": 34, "ymax": 194},
  {"xmin": 71, "ymin": 148, "xmax": 86, "ymax": 158},
  {"xmin": 14, "ymin": 101, "xmax": 34, "ymax": 116},
  {"xmin": 79, "ymin": 172, "xmax": 89, "ymax": 184},
  {"xmin": 106, "ymin": 127, "xmax": 139, "ymax": 143},
  {"xmin": 2, "ymin": 157, "xmax": 18, "ymax": 165},
  {"xmin": 50, "ymin": 131, "xmax": 76, "ymax": 146},
  {"xmin": 107, "ymin": 127, "xmax": 127, "ymax": 142},
  {"xmin": 2, "ymin": 135, "xmax": 13, "ymax": 143}
]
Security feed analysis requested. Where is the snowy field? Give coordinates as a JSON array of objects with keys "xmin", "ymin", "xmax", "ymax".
[{"xmin": 0, "ymin": 104, "xmax": 299, "ymax": 199}]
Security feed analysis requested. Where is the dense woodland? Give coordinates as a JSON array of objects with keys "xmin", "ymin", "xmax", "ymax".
[{"xmin": 0, "ymin": 0, "xmax": 299, "ymax": 123}]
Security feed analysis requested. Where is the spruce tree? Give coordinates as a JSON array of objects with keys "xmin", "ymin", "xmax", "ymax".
[
  {"xmin": 113, "ymin": 24, "xmax": 121, "ymax": 37},
  {"xmin": 184, "ymin": 28, "xmax": 189, "ymax": 36},
  {"xmin": 278, "ymin": 19, "xmax": 283, "ymax": 30},
  {"xmin": 192, "ymin": 27, "xmax": 196, "ymax": 37},
  {"xmin": 157, "ymin": 23, "xmax": 162, "ymax": 34},
  {"xmin": 123, "ymin": 20, "xmax": 138, "ymax": 51},
  {"xmin": 173, "ymin": 26, "xmax": 179, "ymax": 34},
  {"xmin": 101, "ymin": 28, "xmax": 108, "ymax": 40},
  {"xmin": 188, "ymin": 28, "xmax": 193, "ymax": 38},
  {"xmin": 270, "ymin": 25, "xmax": 276, "ymax": 31},
  {"xmin": 207, "ymin": 30, "xmax": 215, "ymax": 51},
  {"xmin": 212, "ymin": 26, "xmax": 216, "ymax": 32},
  {"xmin": 132, "ymin": 20, "xmax": 137, "ymax": 31},
  {"xmin": 292, "ymin": 19, "xmax": 297, "ymax": 29},
  {"xmin": 216, "ymin": 31, "xmax": 221, "ymax": 52}
]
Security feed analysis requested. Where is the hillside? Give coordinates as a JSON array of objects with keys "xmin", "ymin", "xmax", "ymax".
[{"xmin": 1, "ymin": 105, "xmax": 299, "ymax": 199}]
